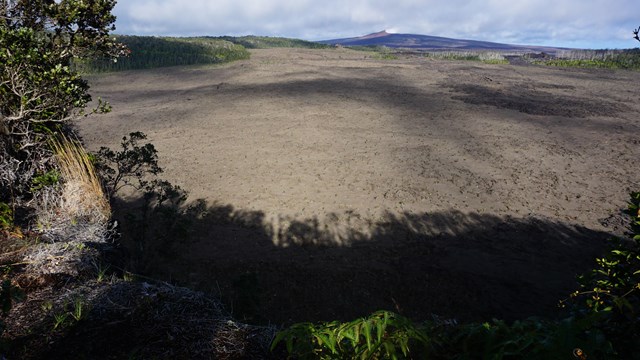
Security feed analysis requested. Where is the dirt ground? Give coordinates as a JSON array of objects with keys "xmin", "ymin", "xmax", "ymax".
[{"xmin": 76, "ymin": 48, "xmax": 640, "ymax": 325}]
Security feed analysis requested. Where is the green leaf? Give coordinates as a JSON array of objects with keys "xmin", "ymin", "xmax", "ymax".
[
  {"xmin": 376, "ymin": 318, "xmax": 384, "ymax": 343},
  {"xmin": 363, "ymin": 320, "xmax": 372, "ymax": 350},
  {"xmin": 315, "ymin": 332, "xmax": 336, "ymax": 354}
]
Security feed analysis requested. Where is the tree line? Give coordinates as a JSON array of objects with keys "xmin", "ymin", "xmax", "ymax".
[{"xmin": 73, "ymin": 35, "xmax": 251, "ymax": 73}]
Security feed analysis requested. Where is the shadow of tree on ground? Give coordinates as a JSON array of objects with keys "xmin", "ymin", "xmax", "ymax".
[{"xmin": 114, "ymin": 197, "xmax": 613, "ymax": 326}]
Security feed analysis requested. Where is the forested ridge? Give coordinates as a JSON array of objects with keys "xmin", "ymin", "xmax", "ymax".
[
  {"xmin": 73, "ymin": 35, "xmax": 251, "ymax": 73},
  {"xmin": 73, "ymin": 34, "xmax": 333, "ymax": 73},
  {"xmin": 218, "ymin": 35, "xmax": 331, "ymax": 49}
]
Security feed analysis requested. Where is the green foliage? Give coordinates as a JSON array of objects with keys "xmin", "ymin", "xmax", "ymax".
[
  {"xmin": 273, "ymin": 312, "xmax": 616, "ymax": 360},
  {"xmin": 0, "ymin": 0, "xmax": 124, "ymax": 126},
  {"xmin": 482, "ymin": 59, "xmax": 510, "ymax": 65},
  {"xmin": 0, "ymin": 27, "xmax": 90, "ymax": 122},
  {"xmin": 271, "ymin": 310, "xmax": 430, "ymax": 359},
  {"xmin": 93, "ymin": 261, "xmax": 111, "ymax": 283},
  {"xmin": 0, "ymin": 203, "xmax": 13, "ymax": 229},
  {"xmin": 345, "ymin": 45, "xmax": 390, "ymax": 52},
  {"xmin": 52, "ymin": 312, "xmax": 69, "ymax": 330},
  {"xmin": 352, "ymin": 47, "xmax": 511, "ymax": 64},
  {"xmin": 69, "ymin": 298, "xmax": 88, "ymax": 322},
  {"xmin": 96, "ymin": 132, "xmax": 163, "ymax": 194},
  {"xmin": 341, "ymin": 45, "xmax": 401, "ymax": 60},
  {"xmin": 429, "ymin": 317, "xmax": 612, "ymax": 360},
  {"xmin": 74, "ymin": 36, "xmax": 251, "ymax": 73},
  {"xmin": 423, "ymin": 51, "xmax": 509, "ymax": 64},
  {"xmin": 30, "ymin": 169, "xmax": 60, "ymax": 192},
  {"xmin": 219, "ymin": 35, "xmax": 331, "ymax": 49},
  {"xmin": 537, "ymin": 49, "xmax": 640, "ymax": 70},
  {"xmin": 371, "ymin": 51, "xmax": 399, "ymax": 60},
  {"xmin": 425, "ymin": 52, "xmax": 480, "ymax": 61},
  {"xmin": 51, "ymin": 297, "xmax": 90, "ymax": 330},
  {"xmin": 566, "ymin": 191, "xmax": 640, "ymax": 357}
]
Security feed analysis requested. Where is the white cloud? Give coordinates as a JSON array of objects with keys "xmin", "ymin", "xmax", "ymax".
[{"xmin": 113, "ymin": 0, "xmax": 640, "ymax": 48}]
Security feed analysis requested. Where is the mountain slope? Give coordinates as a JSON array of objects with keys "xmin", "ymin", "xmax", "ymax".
[{"xmin": 318, "ymin": 30, "xmax": 566, "ymax": 53}]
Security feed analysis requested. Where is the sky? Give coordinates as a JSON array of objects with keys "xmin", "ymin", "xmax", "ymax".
[{"xmin": 113, "ymin": 1, "xmax": 640, "ymax": 49}]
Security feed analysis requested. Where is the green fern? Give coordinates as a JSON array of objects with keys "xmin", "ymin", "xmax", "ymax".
[{"xmin": 271, "ymin": 310, "xmax": 430, "ymax": 359}]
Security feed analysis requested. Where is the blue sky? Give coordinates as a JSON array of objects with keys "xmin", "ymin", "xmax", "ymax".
[{"xmin": 113, "ymin": 1, "xmax": 640, "ymax": 49}]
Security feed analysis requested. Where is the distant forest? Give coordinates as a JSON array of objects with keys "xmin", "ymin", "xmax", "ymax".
[
  {"xmin": 72, "ymin": 36, "xmax": 248, "ymax": 72},
  {"xmin": 73, "ymin": 35, "xmax": 331, "ymax": 73},
  {"xmin": 218, "ymin": 35, "xmax": 331, "ymax": 49}
]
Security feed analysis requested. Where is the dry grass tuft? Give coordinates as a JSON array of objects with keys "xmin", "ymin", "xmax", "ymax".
[
  {"xmin": 35, "ymin": 134, "xmax": 111, "ymax": 242},
  {"xmin": 50, "ymin": 135, "xmax": 111, "ymax": 225}
]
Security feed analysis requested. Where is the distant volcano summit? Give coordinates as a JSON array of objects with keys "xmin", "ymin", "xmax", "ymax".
[
  {"xmin": 357, "ymin": 30, "xmax": 391, "ymax": 40},
  {"xmin": 318, "ymin": 30, "xmax": 566, "ymax": 53}
]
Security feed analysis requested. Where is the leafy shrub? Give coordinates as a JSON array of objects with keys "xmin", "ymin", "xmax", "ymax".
[
  {"xmin": 566, "ymin": 191, "xmax": 640, "ymax": 357},
  {"xmin": 30, "ymin": 170, "xmax": 61, "ymax": 192},
  {"xmin": 271, "ymin": 310, "xmax": 430, "ymax": 359},
  {"xmin": 428, "ymin": 317, "xmax": 612, "ymax": 360},
  {"xmin": 95, "ymin": 132, "xmax": 201, "ymax": 269},
  {"xmin": 273, "ymin": 312, "xmax": 616, "ymax": 360},
  {"xmin": 96, "ymin": 132, "xmax": 163, "ymax": 195}
]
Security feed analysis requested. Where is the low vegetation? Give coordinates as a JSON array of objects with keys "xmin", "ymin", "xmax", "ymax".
[
  {"xmin": 347, "ymin": 46, "xmax": 514, "ymax": 64},
  {"xmin": 535, "ymin": 48, "xmax": 640, "ymax": 70},
  {"xmin": 347, "ymin": 46, "xmax": 510, "ymax": 64},
  {"xmin": 271, "ymin": 310, "xmax": 431, "ymax": 359},
  {"xmin": 340, "ymin": 45, "xmax": 399, "ymax": 60},
  {"xmin": 423, "ymin": 50, "xmax": 510, "ymax": 64}
]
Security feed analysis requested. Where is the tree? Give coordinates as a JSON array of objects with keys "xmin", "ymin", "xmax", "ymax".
[{"xmin": 0, "ymin": 0, "xmax": 125, "ymax": 214}]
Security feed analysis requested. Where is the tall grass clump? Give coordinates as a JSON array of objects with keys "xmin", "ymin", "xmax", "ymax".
[{"xmin": 41, "ymin": 135, "xmax": 110, "ymax": 232}]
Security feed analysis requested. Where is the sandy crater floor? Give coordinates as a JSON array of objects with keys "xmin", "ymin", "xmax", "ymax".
[{"xmin": 78, "ymin": 48, "xmax": 640, "ymax": 324}]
